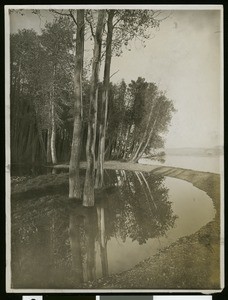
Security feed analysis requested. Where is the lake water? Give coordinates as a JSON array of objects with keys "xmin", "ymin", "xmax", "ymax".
[
  {"xmin": 11, "ymin": 170, "xmax": 215, "ymax": 289},
  {"xmin": 139, "ymin": 154, "xmax": 222, "ymax": 174}
]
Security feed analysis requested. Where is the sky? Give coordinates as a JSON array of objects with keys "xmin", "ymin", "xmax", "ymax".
[{"xmin": 8, "ymin": 6, "xmax": 223, "ymax": 149}]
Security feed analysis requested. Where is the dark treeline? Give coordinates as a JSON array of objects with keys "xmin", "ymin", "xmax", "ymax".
[{"xmin": 10, "ymin": 10, "xmax": 175, "ymax": 205}]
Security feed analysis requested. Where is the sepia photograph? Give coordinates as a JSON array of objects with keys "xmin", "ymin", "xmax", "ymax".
[{"xmin": 5, "ymin": 5, "xmax": 223, "ymax": 292}]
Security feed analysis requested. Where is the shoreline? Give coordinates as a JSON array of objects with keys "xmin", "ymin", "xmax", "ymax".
[
  {"xmin": 77, "ymin": 161, "xmax": 220, "ymax": 290},
  {"xmin": 12, "ymin": 162, "xmax": 221, "ymax": 290},
  {"xmin": 54, "ymin": 161, "xmax": 220, "ymax": 219}
]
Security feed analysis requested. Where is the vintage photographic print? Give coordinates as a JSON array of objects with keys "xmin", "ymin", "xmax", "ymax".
[{"xmin": 5, "ymin": 5, "xmax": 224, "ymax": 292}]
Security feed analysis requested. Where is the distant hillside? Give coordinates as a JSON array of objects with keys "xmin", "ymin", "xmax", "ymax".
[{"xmin": 165, "ymin": 146, "xmax": 223, "ymax": 156}]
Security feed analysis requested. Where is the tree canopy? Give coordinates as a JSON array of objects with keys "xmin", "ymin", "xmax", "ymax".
[{"xmin": 10, "ymin": 10, "xmax": 175, "ymax": 205}]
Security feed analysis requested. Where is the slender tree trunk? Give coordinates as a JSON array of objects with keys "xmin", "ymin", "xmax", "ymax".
[
  {"xmin": 50, "ymin": 99, "xmax": 57, "ymax": 164},
  {"xmin": 123, "ymin": 125, "xmax": 131, "ymax": 159},
  {"xmin": 69, "ymin": 10, "xmax": 85, "ymax": 199},
  {"xmin": 129, "ymin": 99, "xmax": 157, "ymax": 162},
  {"xmin": 97, "ymin": 203, "xmax": 108, "ymax": 276},
  {"xmin": 132, "ymin": 103, "xmax": 162, "ymax": 162},
  {"xmin": 139, "ymin": 171, "xmax": 157, "ymax": 210},
  {"xmin": 69, "ymin": 211, "xmax": 84, "ymax": 283},
  {"xmin": 47, "ymin": 128, "xmax": 52, "ymax": 163},
  {"xmin": 95, "ymin": 11, "xmax": 114, "ymax": 188},
  {"xmin": 35, "ymin": 115, "xmax": 47, "ymax": 163},
  {"xmin": 32, "ymin": 134, "xmax": 38, "ymax": 164},
  {"xmin": 83, "ymin": 11, "xmax": 106, "ymax": 206},
  {"xmin": 84, "ymin": 208, "xmax": 96, "ymax": 281}
]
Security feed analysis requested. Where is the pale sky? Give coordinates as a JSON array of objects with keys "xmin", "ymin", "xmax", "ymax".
[{"xmin": 9, "ymin": 7, "xmax": 223, "ymax": 149}]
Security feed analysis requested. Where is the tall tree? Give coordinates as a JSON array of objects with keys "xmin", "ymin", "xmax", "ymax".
[
  {"xmin": 95, "ymin": 10, "xmax": 161, "ymax": 187},
  {"xmin": 129, "ymin": 81, "xmax": 158, "ymax": 162},
  {"xmin": 40, "ymin": 17, "xmax": 75, "ymax": 165},
  {"xmin": 95, "ymin": 10, "xmax": 115, "ymax": 188},
  {"xmin": 69, "ymin": 10, "xmax": 85, "ymax": 199},
  {"xmin": 83, "ymin": 10, "xmax": 106, "ymax": 206}
]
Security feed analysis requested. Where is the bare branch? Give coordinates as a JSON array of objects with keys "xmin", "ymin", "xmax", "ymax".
[
  {"xmin": 51, "ymin": 8, "xmax": 80, "ymax": 26},
  {"xmin": 154, "ymin": 10, "xmax": 173, "ymax": 21},
  {"xmin": 100, "ymin": 50, "xmax": 106, "ymax": 60},
  {"xmin": 69, "ymin": 10, "xmax": 77, "ymax": 25},
  {"xmin": 110, "ymin": 69, "xmax": 119, "ymax": 79},
  {"xmin": 113, "ymin": 16, "xmax": 121, "ymax": 28},
  {"xmin": 85, "ymin": 13, "xmax": 95, "ymax": 37},
  {"xmin": 50, "ymin": 9, "xmax": 72, "ymax": 18}
]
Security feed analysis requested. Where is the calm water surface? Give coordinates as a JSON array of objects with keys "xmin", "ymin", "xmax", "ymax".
[{"xmin": 11, "ymin": 169, "xmax": 215, "ymax": 288}]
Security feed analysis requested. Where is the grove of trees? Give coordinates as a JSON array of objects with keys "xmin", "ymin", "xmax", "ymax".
[{"xmin": 10, "ymin": 9, "xmax": 175, "ymax": 206}]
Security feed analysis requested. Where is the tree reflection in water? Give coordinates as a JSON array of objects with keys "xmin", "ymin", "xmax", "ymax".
[
  {"xmin": 104, "ymin": 170, "xmax": 176, "ymax": 244},
  {"xmin": 66, "ymin": 170, "xmax": 176, "ymax": 285},
  {"xmin": 68, "ymin": 200, "xmax": 109, "ymax": 284},
  {"xmin": 11, "ymin": 170, "xmax": 176, "ymax": 288}
]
